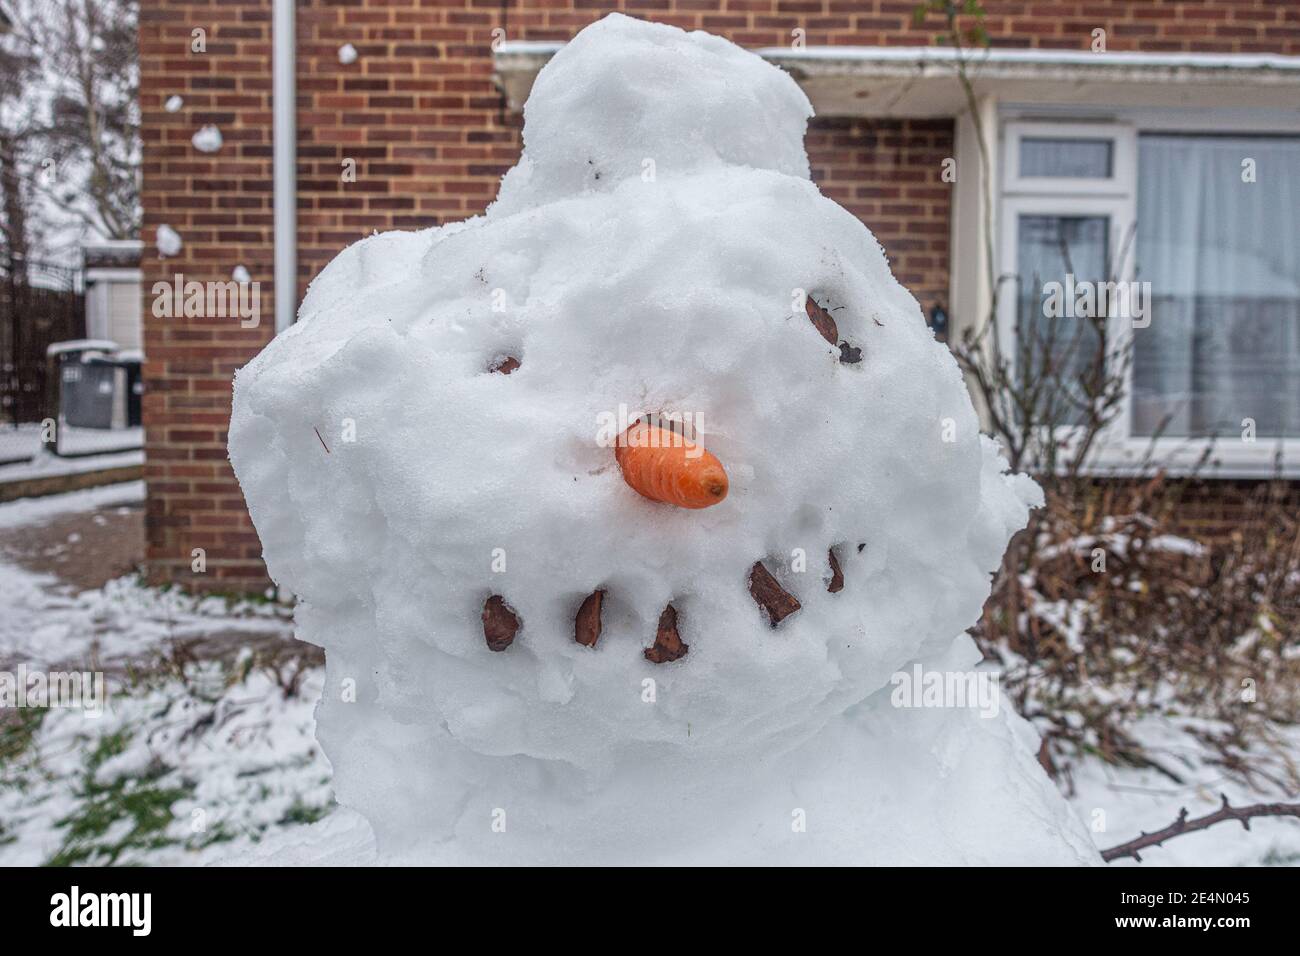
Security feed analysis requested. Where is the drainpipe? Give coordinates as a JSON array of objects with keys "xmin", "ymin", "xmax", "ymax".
[{"xmin": 272, "ymin": 0, "xmax": 296, "ymax": 333}]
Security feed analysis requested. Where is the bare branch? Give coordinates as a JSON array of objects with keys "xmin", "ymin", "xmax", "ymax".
[{"xmin": 1100, "ymin": 795, "xmax": 1300, "ymax": 863}]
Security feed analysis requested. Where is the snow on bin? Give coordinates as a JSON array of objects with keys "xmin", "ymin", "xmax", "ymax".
[
  {"xmin": 49, "ymin": 340, "xmax": 123, "ymax": 429},
  {"xmin": 45, "ymin": 340, "xmax": 143, "ymax": 459}
]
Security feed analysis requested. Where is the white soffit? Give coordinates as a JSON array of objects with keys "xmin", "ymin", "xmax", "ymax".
[{"xmin": 493, "ymin": 43, "xmax": 1300, "ymax": 117}]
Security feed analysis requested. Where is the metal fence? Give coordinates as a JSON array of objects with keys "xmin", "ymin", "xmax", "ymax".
[{"xmin": 0, "ymin": 257, "xmax": 87, "ymax": 466}]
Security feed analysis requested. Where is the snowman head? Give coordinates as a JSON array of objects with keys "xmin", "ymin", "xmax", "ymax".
[{"xmin": 229, "ymin": 13, "xmax": 1038, "ymax": 843}]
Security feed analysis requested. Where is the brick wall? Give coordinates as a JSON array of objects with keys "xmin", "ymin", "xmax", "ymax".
[
  {"xmin": 140, "ymin": 0, "xmax": 1300, "ymax": 592},
  {"xmin": 806, "ymin": 117, "xmax": 953, "ymax": 313},
  {"xmin": 140, "ymin": 0, "xmax": 277, "ymax": 589}
]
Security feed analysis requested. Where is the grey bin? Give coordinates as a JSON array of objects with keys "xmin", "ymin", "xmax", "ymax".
[
  {"xmin": 46, "ymin": 341, "xmax": 132, "ymax": 431},
  {"xmin": 61, "ymin": 357, "xmax": 129, "ymax": 429}
]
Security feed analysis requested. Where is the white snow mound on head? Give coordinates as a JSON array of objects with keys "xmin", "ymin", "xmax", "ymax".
[
  {"xmin": 228, "ymin": 14, "xmax": 1095, "ymax": 865},
  {"xmin": 491, "ymin": 12, "xmax": 813, "ymax": 215}
]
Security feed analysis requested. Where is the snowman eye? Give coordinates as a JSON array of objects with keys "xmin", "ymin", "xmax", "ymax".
[
  {"xmin": 805, "ymin": 293, "xmax": 861, "ymax": 364},
  {"xmin": 806, "ymin": 295, "xmax": 838, "ymax": 344}
]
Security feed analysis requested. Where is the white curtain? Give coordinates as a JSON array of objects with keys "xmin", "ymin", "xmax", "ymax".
[{"xmin": 1133, "ymin": 135, "xmax": 1300, "ymax": 438}]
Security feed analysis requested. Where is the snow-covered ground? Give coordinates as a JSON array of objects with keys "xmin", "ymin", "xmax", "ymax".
[
  {"xmin": 0, "ymin": 425, "xmax": 143, "ymax": 470},
  {"xmin": 0, "ymin": 483, "xmax": 1295, "ymax": 865},
  {"xmin": 0, "ymin": 483, "xmax": 333, "ymax": 866},
  {"xmin": 1067, "ymin": 716, "xmax": 1300, "ymax": 866},
  {"xmin": 0, "ymin": 666, "xmax": 331, "ymax": 866}
]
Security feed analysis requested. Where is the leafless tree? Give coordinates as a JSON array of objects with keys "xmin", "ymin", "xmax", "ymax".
[
  {"xmin": 0, "ymin": 7, "xmax": 39, "ymax": 269},
  {"xmin": 3, "ymin": 0, "xmax": 140, "ymax": 257}
]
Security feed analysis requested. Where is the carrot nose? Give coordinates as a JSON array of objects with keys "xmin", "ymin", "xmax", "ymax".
[{"xmin": 615, "ymin": 423, "xmax": 729, "ymax": 509}]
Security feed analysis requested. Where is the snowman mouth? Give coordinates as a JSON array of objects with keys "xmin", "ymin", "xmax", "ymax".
[{"xmin": 481, "ymin": 549, "xmax": 844, "ymax": 664}]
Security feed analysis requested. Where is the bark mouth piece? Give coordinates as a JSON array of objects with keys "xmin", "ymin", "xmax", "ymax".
[{"xmin": 483, "ymin": 549, "xmax": 845, "ymax": 662}]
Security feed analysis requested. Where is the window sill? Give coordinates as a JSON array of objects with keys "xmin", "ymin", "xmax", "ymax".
[{"xmin": 1065, "ymin": 438, "xmax": 1300, "ymax": 481}]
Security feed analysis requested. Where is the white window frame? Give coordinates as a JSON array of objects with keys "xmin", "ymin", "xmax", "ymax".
[
  {"xmin": 1003, "ymin": 120, "xmax": 1136, "ymax": 197},
  {"xmin": 997, "ymin": 114, "xmax": 1300, "ymax": 479}
]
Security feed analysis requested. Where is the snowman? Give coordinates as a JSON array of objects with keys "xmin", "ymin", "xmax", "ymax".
[{"xmin": 229, "ymin": 13, "xmax": 1098, "ymax": 864}]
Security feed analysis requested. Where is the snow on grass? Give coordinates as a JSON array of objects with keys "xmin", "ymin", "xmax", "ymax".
[
  {"xmin": 0, "ymin": 482, "xmax": 333, "ymax": 866},
  {"xmin": 0, "ymin": 575, "xmax": 332, "ymax": 866},
  {"xmin": 0, "ymin": 559, "xmax": 293, "ymax": 671},
  {"xmin": 0, "ymin": 483, "xmax": 292, "ymax": 670},
  {"xmin": 0, "ymin": 663, "xmax": 332, "ymax": 866}
]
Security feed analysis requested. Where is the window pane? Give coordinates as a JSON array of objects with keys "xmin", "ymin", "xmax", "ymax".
[
  {"xmin": 1133, "ymin": 135, "xmax": 1300, "ymax": 438},
  {"xmin": 1020, "ymin": 137, "xmax": 1113, "ymax": 178},
  {"xmin": 1016, "ymin": 215, "xmax": 1110, "ymax": 427}
]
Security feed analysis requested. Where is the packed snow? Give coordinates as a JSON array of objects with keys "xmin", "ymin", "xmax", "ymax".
[
  {"xmin": 228, "ymin": 13, "xmax": 1100, "ymax": 865},
  {"xmin": 164, "ymin": 95, "xmax": 183, "ymax": 113},
  {"xmin": 338, "ymin": 44, "xmax": 358, "ymax": 65},
  {"xmin": 191, "ymin": 124, "xmax": 223, "ymax": 154},
  {"xmin": 155, "ymin": 224, "xmax": 182, "ymax": 257}
]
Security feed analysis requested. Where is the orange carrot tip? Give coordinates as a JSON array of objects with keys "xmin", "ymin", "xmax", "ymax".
[{"xmin": 615, "ymin": 423, "xmax": 728, "ymax": 510}]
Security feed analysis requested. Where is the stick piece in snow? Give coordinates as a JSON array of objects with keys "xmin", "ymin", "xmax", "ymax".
[
  {"xmin": 749, "ymin": 561, "xmax": 801, "ymax": 626},
  {"xmin": 1099, "ymin": 794, "xmax": 1300, "ymax": 863},
  {"xmin": 827, "ymin": 548, "xmax": 844, "ymax": 593},
  {"xmin": 645, "ymin": 604, "xmax": 688, "ymax": 663},
  {"xmin": 575, "ymin": 589, "xmax": 605, "ymax": 647},
  {"xmin": 805, "ymin": 296, "xmax": 838, "ymax": 345},
  {"xmin": 490, "ymin": 356, "xmax": 520, "ymax": 375},
  {"xmin": 482, "ymin": 595, "xmax": 520, "ymax": 652}
]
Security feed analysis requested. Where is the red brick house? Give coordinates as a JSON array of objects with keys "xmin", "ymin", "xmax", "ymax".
[{"xmin": 139, "ymin": 1, "xmax": 1300, "ymax": 592}]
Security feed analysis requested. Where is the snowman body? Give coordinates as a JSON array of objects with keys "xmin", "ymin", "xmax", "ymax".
[{"xmin": 229, "ymin": 14, "xmax": 1097, "ymax": 865}]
